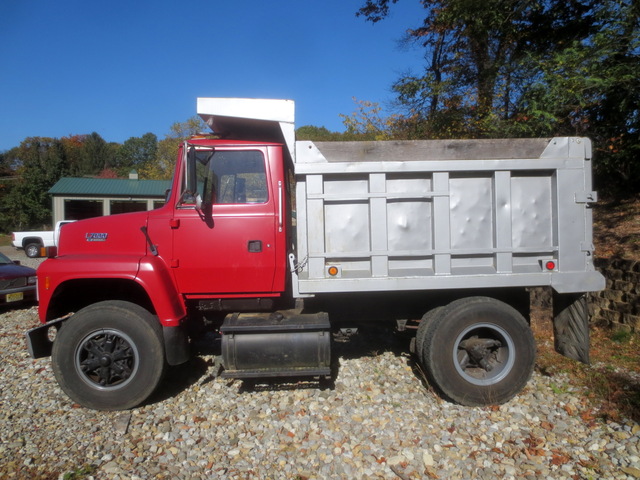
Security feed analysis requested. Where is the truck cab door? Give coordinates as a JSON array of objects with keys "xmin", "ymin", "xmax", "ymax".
[{"xmin": 170, "ymin": 146, "xmax": 280, "ymax": 295}]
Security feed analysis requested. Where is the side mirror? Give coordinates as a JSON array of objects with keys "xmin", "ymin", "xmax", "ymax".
[
  {"xmin": 196, "ymin": 175, "xmax": 214, "ymax": 216},
  {"xmin": 194, "ymin": 192, "xmax": 213, "ymax": 228},
  {"xmin": 196, "ymin": 194, "xmax": 213, "ymax": 218}
]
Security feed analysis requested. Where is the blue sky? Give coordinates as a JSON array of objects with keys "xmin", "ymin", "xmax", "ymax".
[{"xmin": 0, "ymin": 0, "xmax": 426, "ymax": 151}]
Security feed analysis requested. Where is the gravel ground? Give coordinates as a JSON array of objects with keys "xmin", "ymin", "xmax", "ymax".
[{"xmin": 1, "ymin": 250, "xmax": 639, "ymax": 480}]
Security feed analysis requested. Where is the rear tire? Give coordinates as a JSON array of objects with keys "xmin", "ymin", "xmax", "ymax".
[
  {"xmin": 52, "ymin": 301, "xmax": 166, "ymax": 410},
  {"xmin": 415, "ymin": 307, "xmax": 443, "ymax": 365},
  {"xmin": 420, "ymin": 296, "xmax": 535, "ymax": 406},
  {"xmin": 25, "ymin": 243, "xmax": 41, "ymax": 258}
]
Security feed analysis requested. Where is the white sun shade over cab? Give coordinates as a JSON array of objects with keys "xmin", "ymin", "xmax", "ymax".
[{"xmin": 197, "ymin": 98, "xmax": 296, "ymax": 161}]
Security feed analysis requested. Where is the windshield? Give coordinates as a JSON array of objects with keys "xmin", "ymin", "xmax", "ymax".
[{"xmin": 0, "ymin": 252, "xmax": 14, "ymax": 265}]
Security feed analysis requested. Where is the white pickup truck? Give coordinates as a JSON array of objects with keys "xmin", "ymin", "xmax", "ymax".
[{"xmin": 12, "ymin": 221, "xmax": 74, "ymax": 258}]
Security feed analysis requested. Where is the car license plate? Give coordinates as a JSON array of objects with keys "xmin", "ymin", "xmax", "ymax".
[{"xmin": 6, "ymin": 292, "xmax": 24, "ymax": 303}]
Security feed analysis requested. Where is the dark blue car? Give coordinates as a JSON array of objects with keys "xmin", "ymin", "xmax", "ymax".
[{"xmin": 0, "ymin": 252, "xmax": 37, "ymax": 305}]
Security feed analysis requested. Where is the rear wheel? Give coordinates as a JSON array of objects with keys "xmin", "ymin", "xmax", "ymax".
[
  {"xmin": 25, "ymin": 242, "xmax": 41, "ymax": 258},
  {"xmin": 414, "ymin": 307, "xmax": 443, "ymax": 365},
  {"xmin": 52, "ymin": 300, "xmax": 166, "ymax": 410},
  {"xmin": 420, "ymin": 296, "xmax": 535, "ymax": 406}
]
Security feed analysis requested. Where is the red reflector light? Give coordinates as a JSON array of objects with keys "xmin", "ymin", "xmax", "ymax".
[{"xmin": 545, "ymin": 261, "xmax": 556, "ymax": 270}]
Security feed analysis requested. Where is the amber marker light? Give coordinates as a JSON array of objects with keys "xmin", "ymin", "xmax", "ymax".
[{"xmin": 327, "ymin": 266, "xmax": 339, "ymax": 276}]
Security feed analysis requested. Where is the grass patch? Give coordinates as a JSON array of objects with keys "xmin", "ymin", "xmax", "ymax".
[
  {"xmin": 533, "ymin": 316, "xmax": 640, "ymax": 423},
  {"xmin": 610, "ymin": 329, "xmax": 633, "ymax": 344},
  {"xmin": 62, "ymin": 464, "xmax": 98, "ymax": 480}
]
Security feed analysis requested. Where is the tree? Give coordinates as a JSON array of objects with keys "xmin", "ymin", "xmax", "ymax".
[
  {"xmin": 491, "ymin": 0, "xmax": 639, "ymax": 192},
  {"xmin": 339, "ymin": 98, "xmax": 400, "ymax": 140},
  {"xmin": 357, "ymin": 0, "xmax": 640, "ymax": 194},
  {"xmin": 528, "ymin": 0, "xmax": 640, "ymax": 193},
  {"xmin": 115, "ymin": 132, "xmax": 158, "ymax": 175},
  {"xmin": 60, "ymin": 135, "xmax": 86, "ymax": 176},
  {"xmin": 0, "ymin": 148, "xmax": 21, "ymax": 232},
  {"xmin": 139, "ymin": 117, "xmax": 207, "ymax": 180},
  {"xmin": 0, "ymin": 148, "xmax": 17, "ymax": 177},
  {"xmin": 80, "ymin": 132, "xmax": 116, "ymax": 174},
  {"xmin": 166, "ymin": 116, "xmax": 208, "ymax": 139},
  {"xmin": 296, "ymin": 125, "xmax": 342, "ymax": 141},
  {"xmin": 6, "ymin": 137, "xmax": 68, "ymax": 229},
  {"xmin": 360, "ymin": 0, "xmax": 598, "ymax": 131}
]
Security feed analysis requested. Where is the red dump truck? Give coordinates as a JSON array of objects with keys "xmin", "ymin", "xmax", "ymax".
[{"xmin": 27, "ymin": 98, "xmax": 605, "ymax": 410}]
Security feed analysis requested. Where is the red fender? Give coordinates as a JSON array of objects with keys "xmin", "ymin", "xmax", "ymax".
[{"xmin": 135, "ymin": 255, "xmax": 186, "ymax": 327}]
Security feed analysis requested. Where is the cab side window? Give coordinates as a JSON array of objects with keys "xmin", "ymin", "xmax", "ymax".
[
  {"xmin": 180, "ymin": 149, "xmax": 268, "ymax": 207},
  {"xmin": 213, "ymin": 151, "xmax": 268, "ymax": 204}
]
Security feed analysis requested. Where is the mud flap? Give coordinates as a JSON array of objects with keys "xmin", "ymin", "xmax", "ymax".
[
  {"xmin": 552, "ymin": 293, "xmax": 590, "ymax": 364},
  {"xmin": 163, "ymin": 325, "xmax": 191, "ymax": 366},
  {"xmin": 25, "ymin": 316, "xmax": 69, "ymax": 359}
]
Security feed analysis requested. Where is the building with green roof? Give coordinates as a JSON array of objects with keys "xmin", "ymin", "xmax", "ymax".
[{"xmin": 48, "ymin": 173, "xmax": 172, "ymax": 223}]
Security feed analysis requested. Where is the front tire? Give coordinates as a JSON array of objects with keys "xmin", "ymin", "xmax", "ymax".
[
  {"xmin": 420, "ymin": 296, "xmax": 535, "ymax": 406},
  {"xmin": 52, "ymin": 301, "xmax": 166, "ymax": 410}
]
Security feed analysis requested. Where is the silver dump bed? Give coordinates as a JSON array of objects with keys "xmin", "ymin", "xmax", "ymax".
[{"xmin": 292, "ymin": 137, "xmax": 605, "ymax": 296}]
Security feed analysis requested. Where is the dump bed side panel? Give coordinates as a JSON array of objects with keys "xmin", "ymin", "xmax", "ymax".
[{"xmin": 292, "ymin": 137, "xmax": 604, "ymax": 296}]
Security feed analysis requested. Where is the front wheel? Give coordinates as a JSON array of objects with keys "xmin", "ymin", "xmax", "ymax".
[
  {"xmin": 52, "ymin": 301, "xmax": 166, "ymax": 410},
  {"xmin": 420, "ymin": 296, "xmax": 535, "ymax": 406}
]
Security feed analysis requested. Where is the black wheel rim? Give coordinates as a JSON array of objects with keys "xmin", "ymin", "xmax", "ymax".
[{"xmin": 74, "ymin": 329, "xmax": 139, "ymax": 390}]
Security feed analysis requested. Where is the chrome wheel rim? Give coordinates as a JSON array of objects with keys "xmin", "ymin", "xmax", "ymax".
[{"xmin": 453, "ymin": 323, "xmax": 515, "ymax": 386}]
